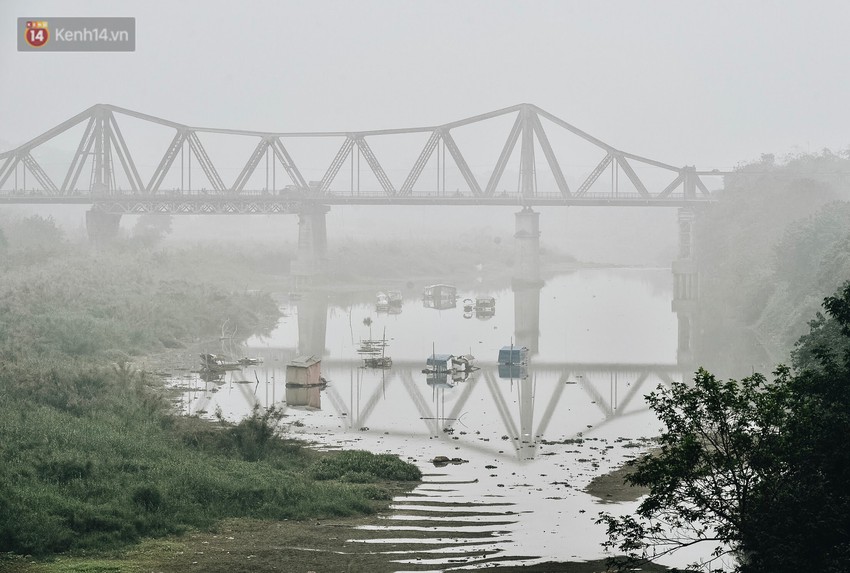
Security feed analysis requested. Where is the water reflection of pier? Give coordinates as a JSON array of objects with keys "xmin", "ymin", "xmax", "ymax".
[
  {"xmin": 229, "ymin": 208, "xmax": 698, "ymax": 462},
  {"xmin": 213, "ymin": 354, "xmax": 684, "ymax": 462},
  {"xmin": 288, "ymin": 206, "xmax": 700, "ymax": 365}
]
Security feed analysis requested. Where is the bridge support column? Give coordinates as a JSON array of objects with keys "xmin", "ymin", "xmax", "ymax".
[
  {"xmin": 513, "ymin": 207, "xmax": 543, "ymax": 355},
  {"xmin": 672, "ymin": 207, "xmax": 699, "ymax": 364},
  {"xmin": 85, "ymin": 209, "xmax": 121, "ymax": 244},
  {"xmin": 290, "ymin": 205, "xmax": 329, "ymax": 291},
  {"xmin": 514, "ymin": 207, "xmax": 541, "ymax": 281}
]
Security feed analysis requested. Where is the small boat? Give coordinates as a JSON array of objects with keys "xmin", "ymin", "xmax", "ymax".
[
  {"xmin": 475, "ymin": 297, "xmax": 496, "ymax": 319},
  {"xmin": 237, "ymin": 357, "xmax": 263, "ymax": 366},
  {"xmin": 422, "ymin": 284, "xmax": 457, "ymax": 310},
  {"xmin": 358, "ymin": 334, "xmax": 388, "ymax": 351},
  {"xmin": 199, "ymin": 353, "xmax": 242, "ymax": 372},
  {"xmin": 497, "ymin": 344, "xmax": 528, "ymax": 379},
  {"xmin": 452, "ymin": 354, "xmax": 476, "ymax": 371},
  {"xmin": 357, "ymin": 341, "xmax": 384, "ymax": 354},
  {"xmin": 423, "ymin": 353, "xmax": 454, "ymax": 374},
  {"xmin": 362, "ymin": 327, "xmax": 391, "ymax": 368},
  {"xmin": 376, "ymin": 291, "xmax": 390, "ymax": 311},
  {"xmin": 423, "ymin": 349, "xmax": 478, "ymax": 376},
  {"xmin": 363, "ymin": 356, "xmax": 393, "ymax": 369},
  {"xmin": 498, "ymin": 345, "xmax": 528, "ymax": 366},
  {"xmin": 423, "ymin": 283, "xmax": 457, "ymax": 299}
]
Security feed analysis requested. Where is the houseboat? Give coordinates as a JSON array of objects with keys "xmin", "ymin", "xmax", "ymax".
[
  {"xmin": 475, "ymin": 297, "xmax": 496, "ymax": 319},
  {"xmin": 376, "ymin": 291, "xmax": 390, "ymax": 311},
  {"xmin": 423, "ymin": 352, "xmax": 478, "ymax": 376},
  {"xmin": 422, "ymin": 284, "xmax": 457, "ymax": 310},
  {"xmin": 497, "ymin": 345, "xmax": 529, "ymax": 379}
]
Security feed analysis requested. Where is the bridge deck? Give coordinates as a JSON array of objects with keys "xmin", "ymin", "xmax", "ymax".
[{"xmin": 0, "ymin": 191, "xmax": 714, "ymax": 213}]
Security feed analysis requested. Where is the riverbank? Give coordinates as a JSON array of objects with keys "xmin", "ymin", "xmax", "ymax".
[
  {"xmin": 0, "ymin": 228, "xmax": 676, "ymax": 571},
  {"xmin": 584, "ymin": 460, "xmax": 649, "ymax": 503},
  {"xmin": 2, "ymin": 514, "xmax": 674, "ymax": 573},
  {"xmin": 0, "ymin": 237, "xmax": 422, "ymax": 563}
]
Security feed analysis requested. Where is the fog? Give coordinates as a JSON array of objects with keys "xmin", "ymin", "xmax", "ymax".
[
  {"xmin": 3, "ymin": 1, "xmax": 849, "ymax": 166},
  {"xmin": 2, "ymin": 0, "xmax": 849, "ymax": 263},
  {"xmin": 2, "ymin": 2, "xmax": 850, "ymax": 571}
]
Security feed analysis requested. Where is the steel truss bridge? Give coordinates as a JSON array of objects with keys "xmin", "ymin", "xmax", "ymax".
[{"xmin": 0, "ymin": 103, "xmax": 721, "ymax": 214}]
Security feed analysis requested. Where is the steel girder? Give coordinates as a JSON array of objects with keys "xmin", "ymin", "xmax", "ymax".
[
  {"xmin": 20, "ymin": 153, "xmax": 58, "ymax": 193},
  {"xmin": 231, "ymin": 138, "xmax": 272, "ymax": 193},
  {"xmin": 0, "ymin": 103, "xmax": 718, "ymax": 203},
  {"xmin": 146, "ymin": 131, "xmax": 186, "ymax": 193},
  {"xmin": 186, "ymin": 132, "xmax": 225, "ymax": 192},
  {"xmin": 399, "ymin": 130, "xmax": 441, "ymax": 196},
  {"xmin": 91, "ymin": 198, "xmax": 306, "ymax": 215},
  {"xmin": 269, "ymin": 138, "xmax": 308, "ymax": 190},
  {"xmin": 354, "ymin": 136, "xmax": 395, "ymax": 196},
  {"xmin": 575, "ymin": 154, "xmax": 614, "ymax": 197},
  {"xmin": 319, "ymin": 136, "xmax": 354, "ymax": 194}
]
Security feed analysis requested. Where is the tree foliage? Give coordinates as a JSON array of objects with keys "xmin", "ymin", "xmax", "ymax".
[
  {"xmin": 131, "ymin": 213, "xmax": 173, "ymax": 246},
  {"xmin": 695, "ymin": 152, "xmax": 850, "ymax": 358},
  {"xmin": 600, "ymin": 283, "xmax": 850, "ymax": 572}
]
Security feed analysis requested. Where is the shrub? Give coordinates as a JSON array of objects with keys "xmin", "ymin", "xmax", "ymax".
[
  {"xmin": 310, "ymin": 450, "xmax": 421, "ymax": 482},
  {"xmin": 131, "ymin": 486, "xmax": 163, "ymax": 512}
]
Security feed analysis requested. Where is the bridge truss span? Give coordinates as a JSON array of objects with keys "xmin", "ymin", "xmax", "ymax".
[{"xmin": 0, "ymin": 103, "xmax": 720, "ymax": 211}]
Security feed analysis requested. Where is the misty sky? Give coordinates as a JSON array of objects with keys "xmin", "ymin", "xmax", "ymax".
[
  {"xmin": 2, "ymin": 0, "xmax": 848, "ymax": 168},
  {"xmin": 1, "ymin": 1, "xmax": 849, "ymax": 264}
]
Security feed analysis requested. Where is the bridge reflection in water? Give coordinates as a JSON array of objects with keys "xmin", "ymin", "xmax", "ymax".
[
  {"xmin": 174, "ymin": 205, "xmax": 711, "ymax": 462},
  {"xmin": 179, "ymin": 354, "xmax": 684, "ymax": 464}
]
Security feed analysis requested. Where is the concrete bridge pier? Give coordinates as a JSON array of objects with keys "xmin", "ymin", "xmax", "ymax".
[
  {"xmin": 85, "ymin": 209, "xmax": 121, "ymax": 244},
  {"xmin": 672, "ymin": 207, "xmax": 699, "ymax": 365},
  {"xmin": 290, "ymin": 205, "xmax": 330, "ymax": 291},
  {"xmin": 514, "ymin": 207, "xmax": 541, "ymax": 280},
  {"xmin": 513, "ymin": 207, "xmax": 544, "ymax": 355}
]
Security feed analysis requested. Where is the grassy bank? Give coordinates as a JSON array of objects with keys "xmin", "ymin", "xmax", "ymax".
[
  {"xmin": 0, "ymin": 220, "xmax": 421, "ymax": 561},
  {"xmin": 0, "ymin": 367, "xmax": 417, "ymax": 556}
]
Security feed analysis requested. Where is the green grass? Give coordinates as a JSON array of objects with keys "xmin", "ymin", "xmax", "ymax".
[
  {"xmin": 0, "ymin": 231, "xmax": 421, "ymax": 559},
  {"xmin": 310, "ymin": 450, "xmax": 423, "ymax": 482},
  {"xmin": 0, "ymin": 371, "xmax": 419, "ymax": 556}
]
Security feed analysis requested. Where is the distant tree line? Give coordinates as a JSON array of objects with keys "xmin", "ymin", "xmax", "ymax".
[
  {"xmin": 600, "ymin": 149, "xmax": 850, "ymax": 572},
  {"xmin": 696, "ymin": 149, "xmax": 850, "ymax": 356}
]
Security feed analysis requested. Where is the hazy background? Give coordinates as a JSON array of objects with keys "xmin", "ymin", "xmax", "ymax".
[{"xmin": 2, "ymin": 0, "xmax": 848, "ymax": 264}]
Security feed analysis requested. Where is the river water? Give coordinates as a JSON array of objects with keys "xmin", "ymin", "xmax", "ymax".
[{"xmin": 170, "ymin": 267, "xmax": 757, "ymax": 570}]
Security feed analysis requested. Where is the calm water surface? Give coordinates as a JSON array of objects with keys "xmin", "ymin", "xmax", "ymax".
[{"xmin": 171, "ymin": 268, "xmax": 730, "ymax": 569}]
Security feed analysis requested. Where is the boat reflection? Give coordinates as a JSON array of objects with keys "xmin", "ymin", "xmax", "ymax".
[
  {"xmin": 176, "ymin": 358, "xmax": 687, "ymax": 464},
  {"xmin": 178, "ymin": 267, "xmax": 773, "ymax": 466}
]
